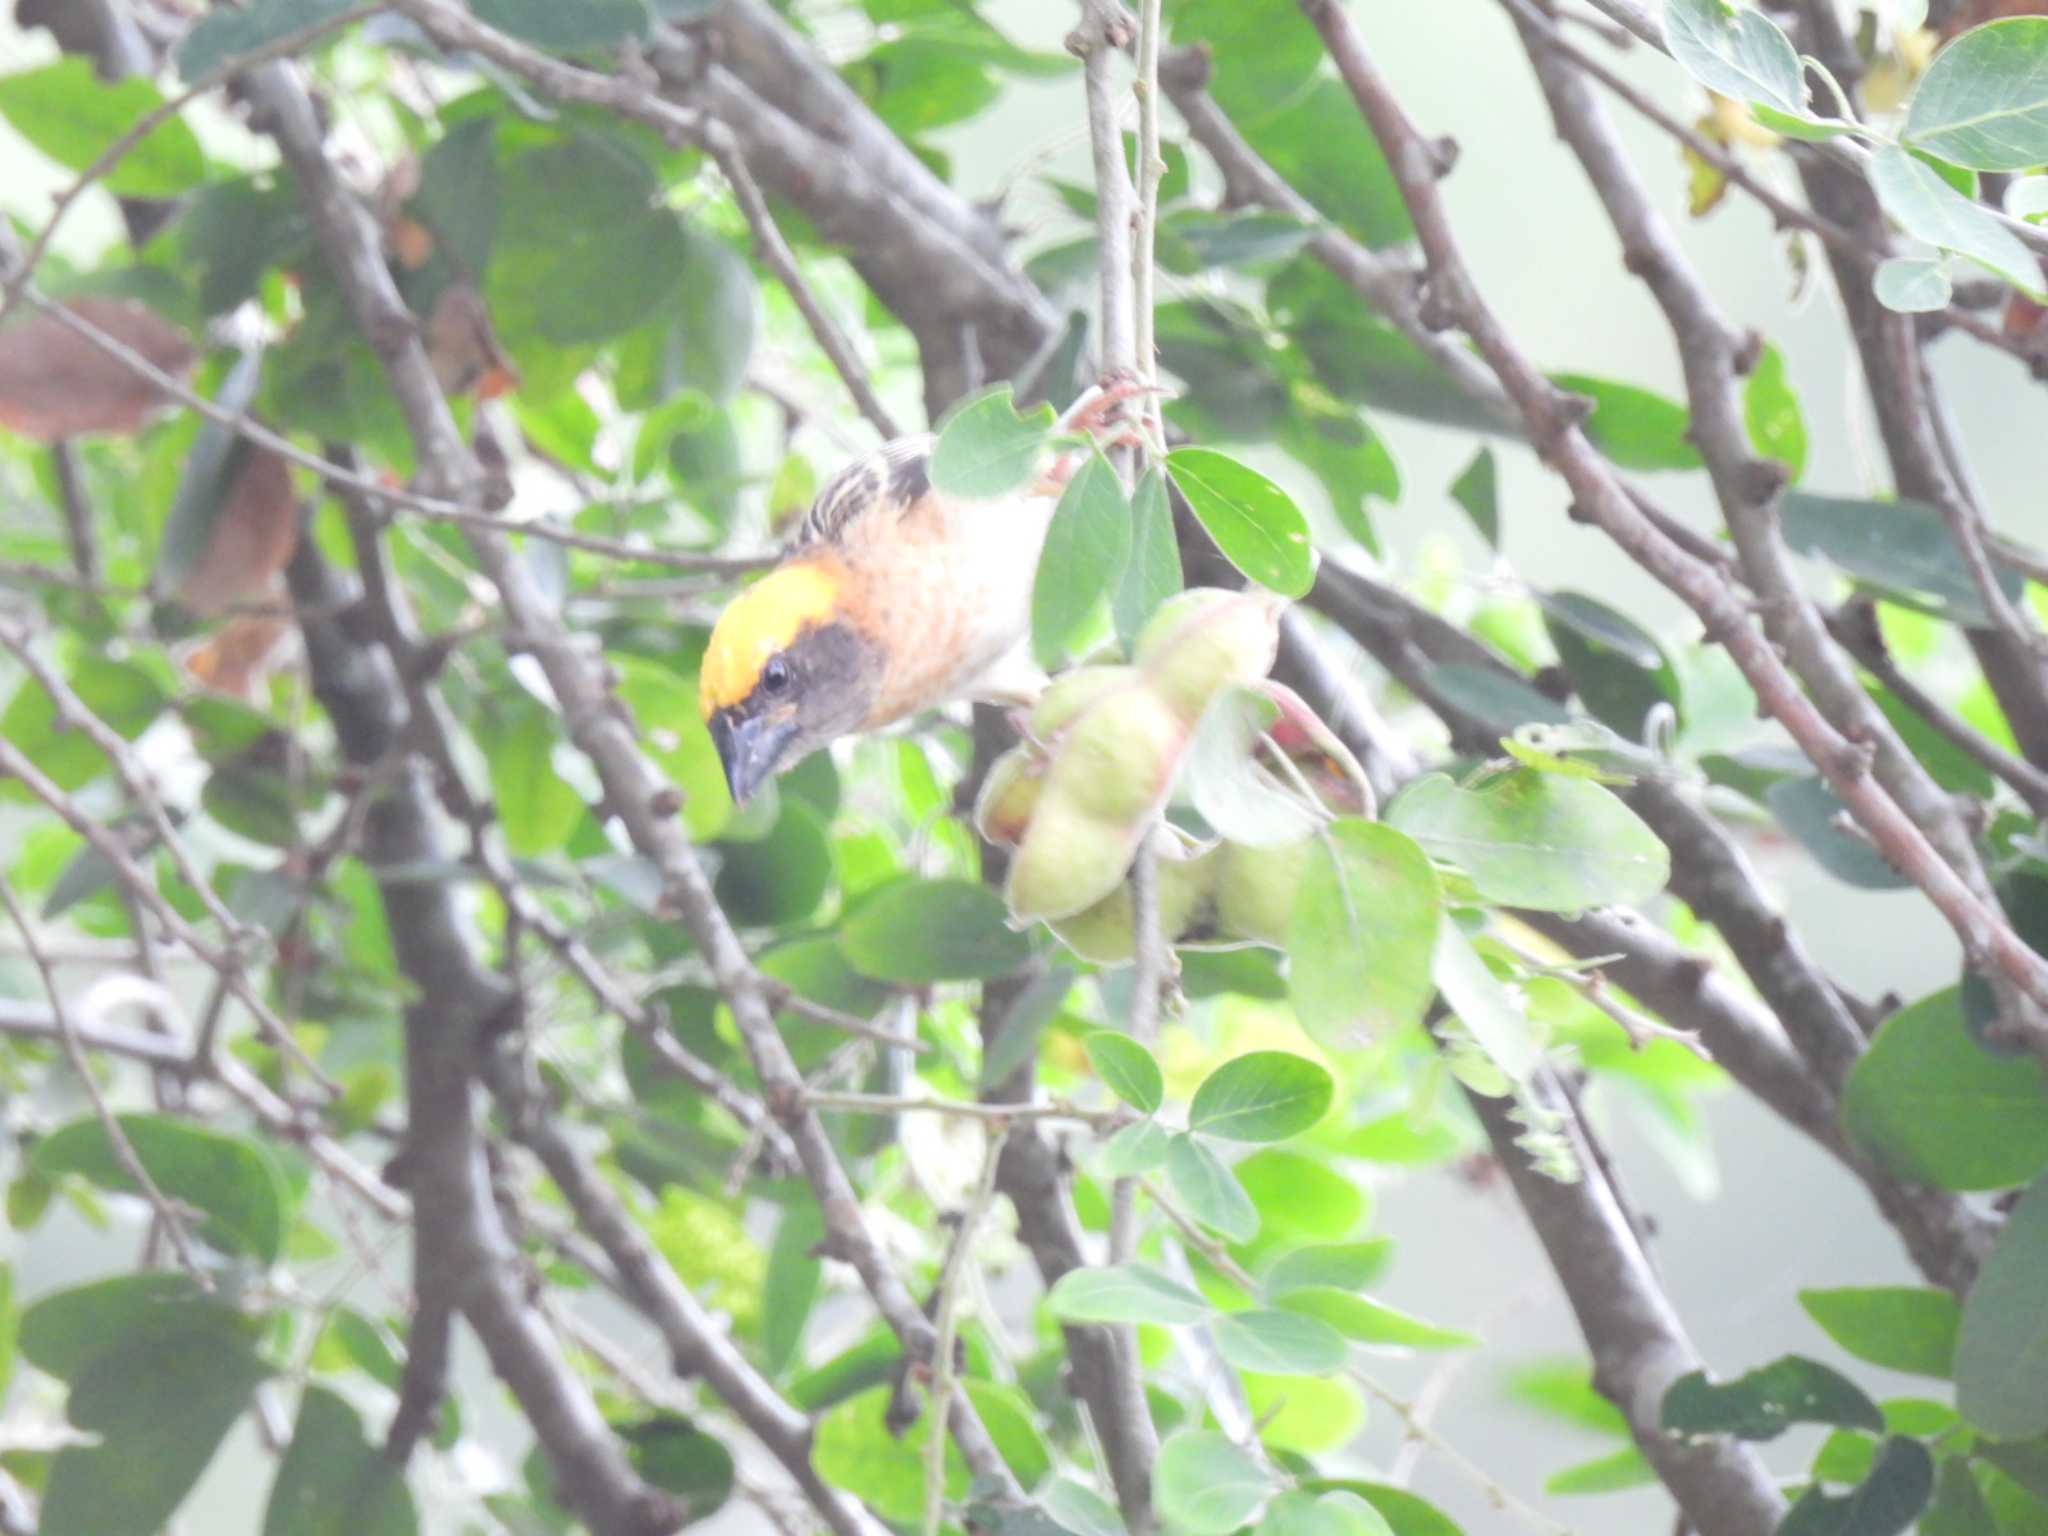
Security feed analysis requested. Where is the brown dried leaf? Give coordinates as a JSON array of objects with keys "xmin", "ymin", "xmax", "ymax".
[
  {"xmin": 174, "ymin": 447, "xmax": 299, "ymax": 616},
  {"xmin": 425, "ymin": 284, "xmax": 518, "ymax": 400},
  {"xmin": 0, "ymin": 296, "xmax": 195, "ymax": 441},
  {"xmin": 182, "ymin": 614, "xmax": 291, "ymax": 702}
]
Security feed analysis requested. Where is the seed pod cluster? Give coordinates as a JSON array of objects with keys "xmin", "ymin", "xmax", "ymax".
[{"xmin": 977, "ymin": 588, "xmax": 1374, "ymax": 962}]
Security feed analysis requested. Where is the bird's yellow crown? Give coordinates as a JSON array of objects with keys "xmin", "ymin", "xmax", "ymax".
[{"xmin": 698, "ymin": 561, "xmax": 844, "ymax": 717}]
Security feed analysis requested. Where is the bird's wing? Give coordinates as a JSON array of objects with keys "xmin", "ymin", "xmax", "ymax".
[{"xmin": 788, "ymin": 434, "xmax": 938, "ymax": 552}]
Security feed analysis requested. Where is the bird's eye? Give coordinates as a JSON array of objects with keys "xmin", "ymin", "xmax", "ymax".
[{"xmin": 761, "ymin": 657, "xmax": 792, "ymax": 695}]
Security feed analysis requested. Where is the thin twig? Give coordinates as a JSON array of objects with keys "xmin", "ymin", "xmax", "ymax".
[
  {"xmin": 925, "ymin": 1126, "xmax": 1009, "ymax": 1536},
  {"xmin": 1131, "ymin": 0, "xmax": 1166, "ymax": 446},
  {"xmin": 702, "ymin": 124, "xmax": 902, "ymax": 440},
  {"xmin": 804, "ymin": 1089, "xmax": 1125, "ymax": 1127},
  {"xmin": 0, "ymin": 873, "xmax": 209, "ymax": 1281}
]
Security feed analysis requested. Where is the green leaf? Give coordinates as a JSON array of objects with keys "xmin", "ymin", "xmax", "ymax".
[
  {"xmin": 1744, "ymin": 343, "xmax": 1809, "ymax": 481},
  {"xmin": 0, "ymin": 656, "xmax": 167, "ymax": 802},
  {"xmin": 1162, "ymin": 210, "xmax": 1317, "ymax": 273},
  {"xmin": 1034, "ymin": 452, "xmax": 1131, "ymax": 668},
  {"xmin": 1957, "ymin": 1170, "xmax": 2048, "ymax": 1439},
  {"xmin": 1213, "ymin": 1309, "xmax": 1349, "ymax": 1376},
  {"xmin": 931, "ymin": 385, "xmax": 1057, "ymax": 499},
  {"xmin": 0, "ymin": 58, "xmax": 205, "ymax": 197},
  {"xmin": 1265, "ymin": 1242, "xmax": 1394, "ymax": 1296},
  {"xmin": 1278, "ymin": 1289, "xmax": 1478, "ymax": 1351},
  {"xmin": 1539, "ymin": 589, "xmax": 1677, "ymax": 738},
  {"xmin": 1799, "ymin": 1286, "xmax": 1960, "ymax": 1379},
  {"xmin": 1434, "ymin": 924, "xmax": 1541, "ymax": 1086},
  {"xmin": 262, "ymin": 1386, "xmax": 416, "ymax": 1536},
  {"xmin": 1779, "ymin": 1436, "xmax": 1936, "ymax": 1536},
  {"xmin": 1765, "ymin": 776, "xmax": 1910, "ymax": 890},
  {"xmin": 1085, "ymin": 1031, "xmax": 1165, "ymax": 1115},
  {"xmin": 1549, "ymin": 374, "xmax": 1703, "ymax": 472},
  {"xmin": 1875, "ymin": 255, "xmax": 1955, "ymax": 312},
  {"xmin": 1168, "ymin": 0, "xmax": 1322, "ymax": 124},
  {"xmin": 1044, "ymin": 1477, "xmax": 1128, "ymax": 1536},
  {"xmin": 414, "ymin": 116, "xmax": 501, "ymax": 289},
  {"xmin": 40, "ymin": 1314, "xmax": 270, "ymax": 1536},
  {"xmin": 717, "ymin": 801, "xmax": 833, "ymax": 928},
  {"xmin": 484, "ymin": 704, "xmax": 584, "ymax": 858},
  {"xmin": 33, "ymin": 1112, "xmax": 288, "ymax": 1263},
  {"xmin": 1844, "ymin": 985, "xmax": 2048, "ymax": 1191},
  {"xmin": 1257, "ymin": 1491, "xmax": 1395, "ymax": 1536},
  {"xmin": 1449, "ymin": 447, "xmax": 1499, "ymax": 547},
  {"xmin": 1307, "ymin": 1482, "xmax": 1465, "ymax": 1536},
  {"xmin": 1184, "ymin": 691, "xmax": 1319, "ymax": 849},
  {"xmin": 1113, "ymin": 469, "xmax": 1184, "ymax": 653},
  {"xmin": 471, "ymin": 0, "xmax": 650, "ymax": 50},
  {"xmin": 963, "ymin": 1380, "xmax": 1053, "ymax": 1490},
  {"xmin": 1424, "ymin": 664, "xmax": 1572, "ymax": 733},
  {"xmin": 1779, "ymin": 490, "xmax": 2027, "ymax": 627},
  {"xmin": 1906, "ymin": 17, "xmax": 2048, "ymax": 171},
  {"xmin": 1097, "ymin": 1120, "xmax": 1172, "ymax": 1177},
  {"xmin": 615, "ymin": 654, "xmax": 731, "ymax": 840},
  {"xmin": 1387, "ymin": 770, "xmax": 1670, "ymax": 912},
  {"xmin": 1922, "ymin": 1454, "xmax": 2000, "ymax": 1536},
  {"xmin": 1281, "ymin": 401, "xmax": 1397, "ymax": 557},
  {"xmin": 18, "ymin": 1273, "xmax": 247, "ymax": 1381},
  {"xmin": 1155, "ymin": 1430, "xmax": 1275, "ymax": 1535},
  {"xmin": 1234, "ymin": 1150, "xmax": 1367, "ymax": 1241},
  {"xmin": 762, "ymin": 1197, "xmax": 825, "ymax": 1376},
  {"xmin": 179, "ymin": 0, "xmax": 358, "ymax": 77},
  {"xmin": 0, "ymin": 1267, "xmax": 13, "ymax": 1402},
  {"xmin": 1188, "ymin": 1051, "xmax": 1333, "ymax": 1142},
  {"xmin": 1267, "ymin": 260, "xmax": 1496, "ymax": 432},
  {"xmin": 1868, "ymin": 145, "xmax": 2044, "ymax": 297},
  {"xmin": 1166, "ymin": 1133, "xmax": 1260, "ymax": 1242},
  {"xmin": 1663, "ymin": 0, "xmax": 1811, "ymax": 121},
  {"xmin": 841, "ymin": 879, "xmax": 1032, "ymax": 982},
  {"xmin": 624, "ymin": 1415, "xmax": 736, "ymax": 1522},
  {"xmin": 1165, "ymin": 448, "xmax": 1316, "ymax": 598},
  {"xmin": 1243, "ymin": 80, "xmax": 1414, "ymax": 250},
  {"xmin": 812, "ymin": 1385, "xmax": 966, "ymax": 1523},
  {"xmin": 1046, "ymin": 1263, "xmax": 1210, "ymax": 1326},
  {"xmin": 1661, "ymin": 1355, "xmax": 1884, "ymax": 1441},
  {"xmin": 1543, "ymin": 1447, "xmax": 1658, "ymax": 1495},
  {"xmin": 1503, "ymin": 1360, "xmax": 1629, "ymax": 1436},
  {"xmin": 1286, "ymin": 820, "xmax": 1441, "ymax": 1046}
]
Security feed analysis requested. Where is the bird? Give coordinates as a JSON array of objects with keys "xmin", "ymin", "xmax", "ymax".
[{"xmin": 698, "ymin": 383, "xmax": 1143, "ymax": 804}]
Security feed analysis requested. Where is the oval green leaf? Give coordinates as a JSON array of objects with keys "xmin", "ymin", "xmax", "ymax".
[
  {"xmin": 1084, "ymin": 1030, "xmax": 1165, "ymax": 1115},
  {"xmin": 1046, "ymin": 1262, "xmax": 1211, "ymax": 1326},
  {"xmin": 1843, "ymin": 986, "xmax": 2048, "ymax": 1192},
  {"xmin": 1155, "ymin": 1429, "xmax": 1275, "ymax": 1536},
  {"xmin": 1286, "ymin": 820, "xmax": 1441, "ymax": 1047},
  {"xmin": 840, "ymin": 879, "xmax": 1033, "ymax": 982},
  {"xmin": 1213, "ymin": 1309, "xmax": 1349, "ymax": 1376},
  {"xmin": 1956, "ymin": 1170, "xmax": 2048, "ymax": 1439},
  {"xmin": 1165, "ymin": 447, "xmax": 1315, "ymax": 598},
  {"xmin": 1188, "ymin": 1051, "xmax": 1333, "ymax": 1142}
]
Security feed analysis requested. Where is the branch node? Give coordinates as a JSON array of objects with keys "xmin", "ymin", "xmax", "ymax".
[
  {"xmin": 1426, "ymin": 134, "xmax": 1461, "ymax": 179},
  {"xmin": 1731, "ymin": 328, "xmax": 1764, "ymax": 376},
  {"xmin": 648, "ymin": 785, "xmax": 683, "ymax": 819},
  {"xmin": 1737, "ymin": 457, "xmax": 1790, "ymax": 506}
]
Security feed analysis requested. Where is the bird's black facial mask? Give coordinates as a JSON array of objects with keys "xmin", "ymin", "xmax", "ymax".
[{"xmin": 709, "ymin": 622, "xmax": 875, "ymax": 804}]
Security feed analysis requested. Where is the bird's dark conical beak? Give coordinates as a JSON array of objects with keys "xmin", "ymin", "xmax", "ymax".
[{"xmin": 709, "ymin": 709, "xmax": 796, "ymax": 805}]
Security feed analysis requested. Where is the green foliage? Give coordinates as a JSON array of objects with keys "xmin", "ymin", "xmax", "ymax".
[
  {"xmin": 1155, "ymin": 1430, "xmax": 1275, "ymax": 1534},
  {"xmin": 1387, "ymin": 769, "xmax": 1670, "ymax": 912},
  {"xmin": 262, "ymin": 1388, "xmax": 417, "ymax": 1536},
  {"xmin": 1844, "ymin": 987, "xmax": 2048, "ymax": 1191},
  {"xmin": 1662, "ymin": 1356, "xmax": 1885, "ymax": 1441},
  {"xmin": 1286, "ymin": 820, "xmax": 1441, "ymax": 1045},
  {"xmin": 931, "ymin": 385, "xmax": 1058, "ymax": 498},
  {"xmin": 1165, "ymin": 448, "xmax": 1316, "ymax": 598},
  {"xmin": 1084, "ymin": 1029, "xmax": 1164, "ymax": 1114},
  {"xmin": 1956, "ymin": 1171, "xmax": 2048, "ymax": 1440},
  {"xmin": 1799, "ymin": 1287, "xmax": 1960, "ymax": 1379},
  {"xmin": 1905, "ymin": 19, "xmax": 2048, "ymax": 171},
  {"xmin": 1187, "ymin": 1051, "xmax": 1333, "ymax": 1142},
  {"xmin": 1034, "ymin": 451, "xmax": 1131, "ymax": 668},
  {"xmin": 32, "ymin": 1112, "xmax": 290, "ymax": 1262},
  {"xmin": 0, "ymin": 58, "xmax": 204, "ymax": 196}
]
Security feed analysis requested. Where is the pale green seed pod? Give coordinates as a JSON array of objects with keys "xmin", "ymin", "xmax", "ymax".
[
  {"xmin": 1133, "ymin": 588, "xmax": 1283, "ymax": 725},
  {"xmin": 1215, "ymin": 837, "xmax": 1314, "ymax": 946}
]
